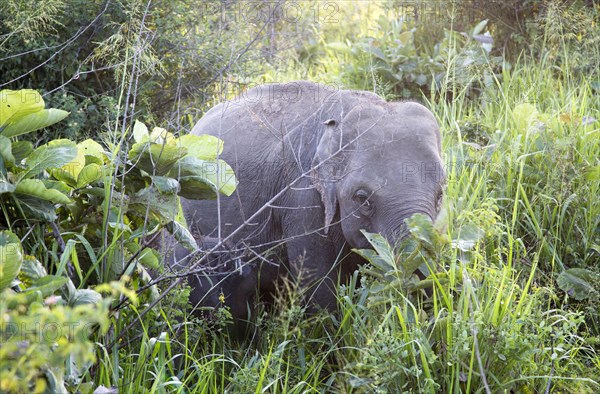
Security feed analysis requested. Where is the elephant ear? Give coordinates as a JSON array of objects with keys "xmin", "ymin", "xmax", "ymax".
[
  {"xmin": 311, "ymin": 118, "xmax": 342, "ymax": 234},
  {"xmin": 311, "ymin": 104, "xmax": 383, "ymax": 233}
]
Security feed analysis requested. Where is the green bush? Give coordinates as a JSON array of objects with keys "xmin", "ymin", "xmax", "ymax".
[{"xmin": 0, "ymin": 88, "xmax": 238, "ymax": 393}]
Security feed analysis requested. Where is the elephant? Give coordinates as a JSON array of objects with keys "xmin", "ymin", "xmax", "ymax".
[
  {"xmin": 150, "ymin": 231, "xmax": 260, "ymax": 323},
  {"xmin": 180, "ymin": 81, "xmax": 444, "ymax": 329}
]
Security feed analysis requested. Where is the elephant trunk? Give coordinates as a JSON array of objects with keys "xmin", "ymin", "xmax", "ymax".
[{"xmin": 380, "ymin": 197, "xmax": 437, "ymax": 245}]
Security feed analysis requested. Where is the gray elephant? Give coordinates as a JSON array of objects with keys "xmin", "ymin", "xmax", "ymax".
[
  {"xmin": 181, "ymin": 81, "xmax": 444, "ymax": 325},
  {"xmin": 150, "ymin": 232, "xmax": 260, "ymax": 325}
]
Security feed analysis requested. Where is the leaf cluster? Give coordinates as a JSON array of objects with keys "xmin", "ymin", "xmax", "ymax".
[{"xmin": 0, "ymin": 89, "xmax": 237, "ymax": 393}]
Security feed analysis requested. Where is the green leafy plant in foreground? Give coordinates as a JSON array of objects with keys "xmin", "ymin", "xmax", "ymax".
[{"xmin": 0, "ymin": 89, "xmax": 238, "ymax": 393}]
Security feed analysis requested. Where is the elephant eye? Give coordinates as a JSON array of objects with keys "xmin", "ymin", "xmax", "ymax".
[{"xmin": 353, "ymin": 190, "xmax": 374, "ymax": 215}]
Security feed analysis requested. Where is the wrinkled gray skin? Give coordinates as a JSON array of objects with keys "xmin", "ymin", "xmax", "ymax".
[{"xmin": 182, "ymin": 81, "xmax": 444, "ymax": 329}]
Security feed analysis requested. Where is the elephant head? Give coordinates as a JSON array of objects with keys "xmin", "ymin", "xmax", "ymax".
[{"xmin": 312, "ymin": 101, "xmax": 444, "ymax": 249}]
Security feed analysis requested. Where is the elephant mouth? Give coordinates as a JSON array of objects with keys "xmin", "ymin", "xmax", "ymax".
[
  {"xmin": 381, "ymin": 211, "xmax": 438, "ymax": 248},
  {"xmin": 387, "ymin": 225, "xmax": 411, "ymax": 246}
]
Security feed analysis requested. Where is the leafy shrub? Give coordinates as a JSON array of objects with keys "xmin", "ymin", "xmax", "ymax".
[
  {"xmin": 0, "ymin": 89, "xmax": 238, "ymax": 393},
  {"xmin": 307, "ymin": 8, "xmax": 502, "ymax": 103},
  {"xmin": 0, "ymin": 252, "xmax": 115, "ymax": 393}
]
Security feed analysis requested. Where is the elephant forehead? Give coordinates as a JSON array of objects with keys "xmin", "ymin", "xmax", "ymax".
[
  {"xmin": 341, "ymin": 161, "xmax": 444, "ymax": 197},
  {"xmin": 350, "ymin": 131, "xmax": 439, "ymax": 161},
  {"xmin": 342, "ymin": 141, "xmax": 444, "ymax": 185},
  {"xmin": 346, "ymin": 156, "xmax": 443, "ymax": 178},
  {"xmin": 350, "ymin": 111, "xmax": 439, "ymax": 145}
]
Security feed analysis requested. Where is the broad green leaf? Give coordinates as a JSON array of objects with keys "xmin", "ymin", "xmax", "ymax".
[
  {"xmin": 19, "ymin": 139, "xmax": 78, "ymax": 180},
  {"xmin": 78, "ymin": 139, "xmax": 104, "ymax": 160},
  {"xmin": 151, "ymin": 175, "xmax": 180, "ymax": 194},
  {"xmin": 407, "ymin": 213, "xmax": 436, "ymax": 250},
  {"xmin": 43, "ymin": 179, "xmax": 72, "ymax": 195},
  {"xmin": 557, "ymin": 268, "xmax": 599, "ymax": 301},
  {"xmin": 59, "ymin": 143, "xmax": 86, "ymax": 179},
  {"xmin": 133, "ymin": 120, "xmax": 149, "ymax": 143},
  {"xmin": 69, "ymin": 288, "xmax": 103, "ymax": 307},
  {"xmin": 84, "ymin": 155, "xmax": 104, "ymax": 166},
  {"xmin": 11, "ymin": 140, "xmax": 33, "ymax": 164},
  {"xmin": 172, "ymin": 156, "xmax": 237, "ymax": 199},
  {"xmin": 15, "ymin": 179, "xmax": 71, "ymax": 204},
  {"xmin": 415, "ymin": 74, "xmax": 428, "ymax": 86},
  {"xmin": 15, "ymin": 195, "xmax": 58, "ymax": 221},
  {"xmin": 53, "ymin": 155, "xmax": 103, "ymax": 188},
  {"xmin": 174, "ymin": 197, "xmax": 187, "ymax": 227},
  {"xmin": 138, "ymin": 247, "xmax": 160, "ymax": 270},
  {"xmin": 472, "ymin": 19, "xmax": 488, "ymax": 36},
  {"xmin": 0, "ymin": 135, "xmax": 14, "ymax": 164},
  {"xmin": 24, "ymin": 275, "xmax": 69, "ymax": 297},
  {"xmin": 1, "ymin": 108, "xmax": 69, "ymax": 138},
  {"xmin": 178, "ymin": 134, "xmax": 224, "ymax": 160},
  {"xmin": 77, "ymin": 163, "xmax": 103, "ymax": 188},
  {"xmin": 413, "ymin": 278, "xmax": 449, "ymax": 291},
  {"xmin": 399, "ymin": 242, "xmax": 428, "ymax": 278},
  {"xmin": 398, "ymin": 30, "xmax": 413, "ymax": 46},
  {"xmin": 129, "ymin": 141, "xmax": 187, "ymax": 176},
  {"xmin": 83, "ymin": 186, "xmax": 106, "ymax": 198},
  {"xmin": 588, "ymin": 244, "xmax": 600, "ymax": 257},
  {"xmin": 166, "ymin": 220, "xmax": 198, "ymax": 252},
  {"xmin": 0, "ymin": 89, "xmax": 44, "ymax": 128},
  {"xmin": 18, "ymin": 255, "xmax": 47, "ymax": 286},
  {"xmin": 0, "ymin": 230, "xmax": 23, "ymax": 290},
  {"xmin": 67, "ymin": 197, "xmax": 84, "ymax": 220},
  {"xmin": 362, "ymin": 44, "xmax": 387, "ymax": 61},
  {"xmin": 142, "ymin": 249, "xmax": 161, "ymax": 270},
  {"xmin": 353, "ymin": 247, "xmax": 396, "ymax": 273},
  {"xmin": 361, "ymin": 230, "xmax": 396, "ymax": 268},
  {"xmin": 149, "ymin": 126, "xmax": 176, "ymax": 144},
  {"xmin": 51, "ymin": 167, "xmax": 77, "ymax": 187},
  {"xmin": 130, "ymin": 185, "xmax": 179, "ymax": 223}
]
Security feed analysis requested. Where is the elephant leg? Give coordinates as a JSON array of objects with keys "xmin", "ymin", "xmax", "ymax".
[{"xmin": 187, "ymin": 267, "xmax": 258, "ymax": 339}]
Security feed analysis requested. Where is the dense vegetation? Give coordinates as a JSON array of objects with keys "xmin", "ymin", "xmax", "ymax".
[{"xmin": 1, "ymin": 1, "xmax": 598, "ymax": 392}]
